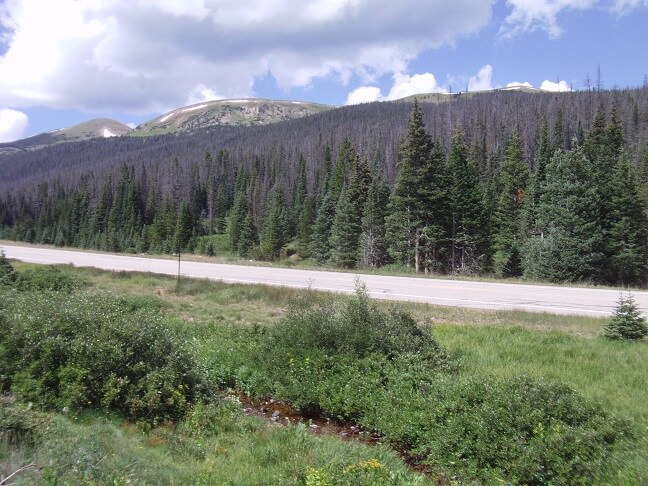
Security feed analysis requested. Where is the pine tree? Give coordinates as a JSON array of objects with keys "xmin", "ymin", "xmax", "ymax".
[
  {"xmin": 237, "ymin": 210, "xmax": 258, "ymax": 257},
  {"xmin": 605, "ymin": 157, "xmax": 647, "ymax": 285},
  {"xmin": 296, "ymin": 195, "xmax": 315, "ymax": 259},
  {"xmin": 492, "ymin": 131, "xmax": 530, "ymax": 277},
  {"xmin": 311, "ymin": 191, "xmax": 336, "ymax": 263},
  {"xmin": 175, "ymin": 202, "xmax": 194, "ymax": 251},
  {"xmin": 522, "ymin": 147, "xmax": 602, "ymax": 282},
  {"xmin": 259, "ymin": 186, "xmax": 288, "ymax": 260},
  {"xmin": 604, "ymin": 294, "xmax": 648, "ymax": 340},
  {"xmin": 447, "ymin": 128, "xmax": 488, "ymax": 274},
  {"xmin": 330, "ymin": 139, "xmax": 351, "ymax": 204},
  {"xmin": 386, "ymin": 101, "xmax": 448, "ymax": 273},
  {"xmin": 290, "ymin": 155, "xmax": 308, "ymax": 236},
  {"xmin": 329, "ymin": 186, "xmax": 362, "ymax": 268},
  {"xmin": 228, "ymin": 184, "xmax": 249, "ymax": 253},
  {"xmin": 359, "ymin": 171, "xmax": 390, "ymax": 268}
]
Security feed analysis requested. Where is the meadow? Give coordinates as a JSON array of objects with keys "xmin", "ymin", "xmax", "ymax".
[{"xmin": 1, "ymin": 262, "xmax": 647, "ymax": 484}]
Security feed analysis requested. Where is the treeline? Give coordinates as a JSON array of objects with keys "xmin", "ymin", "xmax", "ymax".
[{"xmin": 1, "ymin": 90, "xmax": 648, "ymax": 285}]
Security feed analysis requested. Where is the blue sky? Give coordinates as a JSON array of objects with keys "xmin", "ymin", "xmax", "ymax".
[{"xmin": 0, "ymin": 0, "xmax": 647, "ymax": 142}]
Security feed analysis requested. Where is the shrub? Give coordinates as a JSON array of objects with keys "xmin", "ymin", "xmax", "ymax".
[
  {"xmin": 263, "ymin": 283, "xmax": 448, "ymax": 366},
  {"xmin": 0, "ymin": 250, "xmax": 16, "ymax": 286},
  {"xmin": 604, "ymin": 293, "xmax": 648, "ymax": 340},
  {"xmin": 366, "ymin": 374, "xmax": 630, "ymax": 485},
  {"xmin": 0, "ymin": 290, "xmax": 210, "ymax": 425},
  {"xmin": 15, "ymin": 265, "xmax": 87, "ymax": 292}
]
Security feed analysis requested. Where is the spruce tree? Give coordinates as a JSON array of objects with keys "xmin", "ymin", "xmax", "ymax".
[
  {"xmin": 386, "ymin": 101, "xmax": 447, "ymax": 273},
  {"xmin": 359, "ymin": 171, "xmax": 390, "ymax": 268},
  {"xmin": 228, "ymin": 186, "xmax": 248, "ymax": 254},
  {"xmin": 237, "ymin": 210, "xmax": 258, "ymax": 257},
  {"xmin": 522, "ymin": 147, "xmax": 602, "ymax": 282},
  {"xmin": 311, "ymin": 191, "xmax": 336, "ymax": 263},
  {"xmin": 606, "ymin": 157, "xmax": 647, "ymax": 285},
  {"xmin": 604, "ymin": 294, "xmax": 648, "ymax": 340},
  {"xmin": 447, "ymin": 128, "xmax": 488, "ymax": 274},
  {"xmin": 296, "ymin": 195, "xmax": 315, "ymax": 259},
  {"xmin": 492, "ymin": 131, "xmax": 530, "ymax": 277},
  {"xmin": 329, "ymin": 186, "xmax": 362, "ymax": 268},
  {"xmin": 259, "ymin": 186, "xmax": 288, "ymax": 260}
]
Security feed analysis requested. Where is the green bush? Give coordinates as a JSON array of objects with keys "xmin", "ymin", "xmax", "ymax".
[
  {"xmin": 0, "ymin": 290, "xmax": 210, "ymax": 425},
  {"xmin": 255, "ymin": 285, "xmax": 450, "ymax": 417},
  {"xmin": 263, "ymin": 284, "xmax": 448, "ymax": 365},
  {"xmin": 15, "ymin": 265, "xmax": 87, "ymax": 292},
  {"xmin": 604, "ymin": 293, "xmax": 648, "ymax": 340},
  {"xmin": 0, "ymin": 250, "xmax": 16, "ymax": 286},
  {"xmin": 365, "ymin": 374, "xmax": 629, "ymax": 484},
  {"xmin": 0, "ymin": 396, "xmax": 51, "ymax": 447},
  {"xmin": 234, "ymin": 286, "xmax": 630, "ymax": 483}
]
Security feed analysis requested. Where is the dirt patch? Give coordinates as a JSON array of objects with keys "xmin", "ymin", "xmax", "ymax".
[{"xmin": 233, "ymin": 392, "xmax": 382, "ymax": 443}]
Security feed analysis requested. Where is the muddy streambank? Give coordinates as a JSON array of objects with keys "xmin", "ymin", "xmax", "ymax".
[
  {"xmin": 231, "ymin": 392, "xmax": 382, "ymax": 443},
  {"xmin": 228, "ymin": 391, "xmax": 436, "ymax": 478}
]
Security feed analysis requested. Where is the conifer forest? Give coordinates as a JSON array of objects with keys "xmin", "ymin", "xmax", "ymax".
[{"xmin": 2, "ymin": 88, "xmax": 648, "ymax": 286}]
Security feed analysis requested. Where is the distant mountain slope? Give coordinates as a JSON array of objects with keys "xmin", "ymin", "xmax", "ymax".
[
  {"xmin": 0, "ymin": 118, "xmax": 131, "ymax": 155},
  {"xmin": 132, "ymin": 99, "xmax": 333, "ymax": 136}
]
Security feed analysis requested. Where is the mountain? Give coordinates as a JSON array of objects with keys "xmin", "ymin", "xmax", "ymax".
[
  {"xmin": 131, "ymin": 99, "xmax": 333, "ymax": 136},
  {"xmin": 0, "ymin": 118, "xmax": 132, "ymax": 155},
  {"xmin": 0, "ymin": 99, "xmax": 334, "ymax": 154}
]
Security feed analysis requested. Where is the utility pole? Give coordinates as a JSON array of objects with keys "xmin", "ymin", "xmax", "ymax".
[{"xmin": 176, "ymin": 247, "xmax": 181, "ymax": 289}]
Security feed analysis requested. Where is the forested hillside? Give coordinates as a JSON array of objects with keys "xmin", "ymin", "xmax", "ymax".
[{"xmin": 1, "ymin": 87, "xmax": 648, "ymax": 285}]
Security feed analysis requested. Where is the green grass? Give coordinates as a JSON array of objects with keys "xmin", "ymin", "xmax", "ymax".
[
  {"xmin": 3, "ymin": 400, "xmax": 420, "ymax": 485},
  {"xmin": 3, "ymin": 263, "xmax": 647, "ymax": 484}
]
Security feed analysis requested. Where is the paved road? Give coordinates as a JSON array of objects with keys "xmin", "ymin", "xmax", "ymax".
[{"xmin": 3, "ymin": 244, "xmax": 647, "ymax": 317}]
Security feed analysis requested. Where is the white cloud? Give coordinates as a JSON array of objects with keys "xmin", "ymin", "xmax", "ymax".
[
  {"xmin": 346, "ymin": 86, "xmax": 382, "ymax": 105},
  {"xmin": 540, "ymin": 79, "xmax": 572, "ymax": 91},
  {"xmin": 386, "ymin": 72, "xmax": 447, "ymax": 100},
  {"xmin": 611, "ymin": 0, "xmax": 648, "ymax": 14},
  {"xmin": 501, "ymin": 0, "xmax": 596, "ymax": 38},
  {"xmin": 0, "ymin": 107, "xmax": 28, "ymax": 142},
  {"xmin": 126, "ymin": 122, "xmax": 137, "ymax": 129},
  {"xmin": 468, "ymin": 64, "xmax": 494, "ymax": 91},
  {"xmin": 0, "ymin": 0, "xmax": 494, "ymax": 113},
  {"xmin": 346, "ymin": 71, "xmax": 447, "ymax": 105}
]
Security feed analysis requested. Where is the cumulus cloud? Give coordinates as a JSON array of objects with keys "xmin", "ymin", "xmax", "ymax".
[
  {"xmin": 500, "ymin": 0, "xmax": 596, "ymax": 38},
  {"xmin": 386, "ymin": 72, "xmax": 447, "ymax": 99},
  {"xmin": 0, "ymin": 0, "xmax": 494, "ymax": 113},
  {"xmin": 346, "ymin": 71, "xmax": 447, "ymax": 105},
  {"xmin": 468, "ymin": 64, "xmax": 494, "ymax": 91},
  {"xmin": 540, "ymin": 79, "xmax": 572, "ymax": 92},
  {"xmin": 346, "ymin": 86, "xmax": 383, "ymax": 105},
  {"xmin": 0, "ymin": 107, "xmax": 28, "ymax": 142}
]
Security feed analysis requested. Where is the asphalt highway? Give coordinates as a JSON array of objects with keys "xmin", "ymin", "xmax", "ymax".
[{"xmin": 3, "ymin": 243, "xmax": 647, "ymax": 317}]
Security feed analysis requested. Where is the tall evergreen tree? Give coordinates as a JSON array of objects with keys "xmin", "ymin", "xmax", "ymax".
[
  {"xmin": 359, "ymin": 171, "xmax": 390, "ymax": 268},
  {"xmin": 492, "ymin": 131, "xmax": 530, "ymax": 277},
  {"xmin": 447, "ymin": 128, "xmax": 488, "ymax": 274},
  {"xmin": 228, "ymin": 183, "xmax": 249, "ymax": 253},
  {"xmin": 605, "ymin": 157, "xmax": 647, "ymax": 285},
  {"xmin": 522, "ymin": 147, "xmax": 602, "ymax": 282},
  {"xmin": 329, "ymin": 185, "xmax": 362, "ymax": 268},
  {"xmin": 237, "ymin": 209, "xmax": 258, "ymax": 257},
  {"xmin": 311, "ymin": 191, "xmax": 336, "ymax": 263},
  {"xmin": 386, "ymin": 101, "xmax": 447, "ymax": 273},
  {"xmin": 330, "ymin": 139, "xmax": 351, "ymax": 204},
  {"xmin": 296, "ymin": 195, "xmax": 316, "ymax": 259},
  {"xmin": 259, "ymin": 186, "xmax": 288, "ymax": 260}
]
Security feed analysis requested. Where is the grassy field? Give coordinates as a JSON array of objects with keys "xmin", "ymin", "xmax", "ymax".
[{"xmin": 2, "ymin": 263, "xmax": 647, "ymax": 484}]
